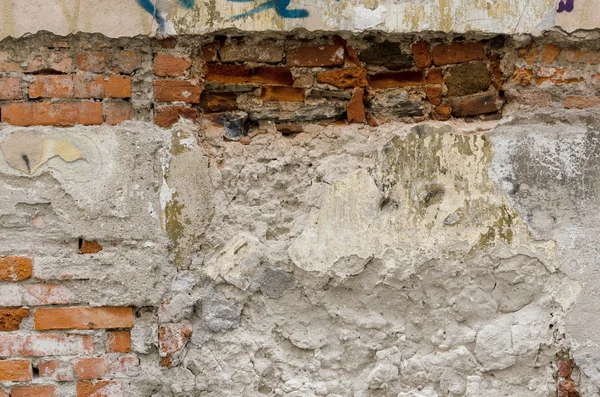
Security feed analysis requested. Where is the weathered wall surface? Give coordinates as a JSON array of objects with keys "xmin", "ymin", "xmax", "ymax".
[
  {"xmin": 0, "ymin": 0, "xmax": 598, "ymax": 39},
  {"xmin": 0, "ymin": 27, "xmax": 600, "ymax": 397}
]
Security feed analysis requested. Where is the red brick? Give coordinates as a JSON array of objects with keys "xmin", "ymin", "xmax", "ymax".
[
  {"xmin": 159, "ymin": 321, "xmax": 193, "ymax": 367},
  {"xmin": 35, "ymin": 307, "xmax": 134, "ymax": 331},
  {"xmin": 432, "ymin": 42, "xmax": 485, "ymax": 66},
  {"xmin": 347, "ymin": 87, "xmax": 365, "ymax": 124},
  {"xmin": 199, "ymin": 93, "xmax": 237, "ymax": 113},
  {"xmin": 205, "ymin": 65, "xmax": 293, "ymax": 85},
  {"xmin": 316, "ymin": 67, "xmax": 368, "ymax": 88},
  {"xmin": 425, "ymin": 85, "xmax": 442, "ymax": 105},
  {"xmin": 106, "ymin": 331, "xmax": 131, "ymax": 353},
  {"xmin": 0, "ymin": 390, "xmax": 7, "ymax": 397},
  {"xmin": 104, "ymin": 102, "xmax": 134, "ymax": 126},
  {"xmin": 558, "ymin": 360, "xmax": 574, "ymax": 378},
  {"xmin": 74, "ymin": 358, "xmax": 108, "ymax": 380},
  {"xmin": 2, "ymin": 102, "xmax": 103, "ymax": 126},
  {"xmin": 73, "ymin": 75, "xmax": 105, "ymax": 98},
  {"xmin": 80, "ymin": 240, "xmax": 102, "ymax": 254},
  {"xmin": 0, "ymin": 308, "xmax": 29, "ymax": 331},
  {"xmin": 0, "ymin": 334, "xmax": 94, "ymax": 356},
  {"xmin": 109, "ymin": 356, "xmax": 139, "ymax": 378},
  {"xmin": 24, "ymin": 284, "xmax": 73, "ymax": 306},
  {"xmin": 23, "ymin": 50, "xmax": 73, "ymax": 74},
  {"xmin": 507, "ymin": 90, "xmax": 551, "ymax": 107},
  {"xmin": 261, "ymin": 86, "xmax": 305, "ymax": 102},
  {"xmin": 112, "ymin": 50, "xmax": 142, "ymax": 74},
  {"xmin": 76, "ymin": 380, "xmax": 124, "ymax": 397},
  {"xmin": 201, "ymin": 42, "xmax": 219, "ymax": 62},
  {"xmin": 0, "ymin": 360, "xmax": 31, "ymax": 382},
  {"xmin": 368, "ymin": 71, "xmax": 425, "ymax": 89},
  {"xmin": 287, "ymin": 45, "xmax": 344, "ymax": 67},
  {"xmin": 72, "ymin": 75, "xmax": 131, "ymax": 99},
  {"xmin": 10, "ymin": 385, "xmax": 57, "ymax": 397},
  {"xmin": 38, "ymin": 360, "xmax": 74, "ymax": 381},
  {"xmin": 76, "ymin": 51, "xmax": 109, "ymax": 73},
  {"xmin": 0, "ymin": 77, "xmax": 22, "ymax": 100},
  {"xmin": 154, "ymin": 105, "xmax": 197, "ymax": 127},
  {"xmin": 450, "ymin": 91, "xmax": 498, "ymax": 117},
  {"xmin": 154, "ymin": 54, "xmax": 191, "ymax": 77},
  {"xmin": 412, "ymin": 41, "xmax": 432, "ymax": 68},
  {"xmin": 563, "ymin": 96, "xmax": 600, "ymax": 109},
  {"xmin": 155, "ymin": 80, "xmax": 201, "ymax": 103},
  {"xmin": 0, "ymin": 256, "xmax": 32, "ymax": 281},
  {"xmin": 29, "ymin": 76, "xmax": 74, "ymax": 98}
]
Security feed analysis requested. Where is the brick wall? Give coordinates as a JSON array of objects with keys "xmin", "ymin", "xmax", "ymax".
[
  {"xmin": 0, "ymin": 34, "xmax": 596, "ymax": 135},
  {"xmin": 0, "ymin": 31, "xmax": 596, "ymax": 396}
]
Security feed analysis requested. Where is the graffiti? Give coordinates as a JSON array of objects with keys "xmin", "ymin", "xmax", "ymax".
[
  {"xmin": 228, "ymin": 0, "xmax": 310, "ymax": 20},
  {"xmin": 557, "ymin": 0, "xmax": 574, "ymax": 12},
  {"xmin": 137, "ymin": 0, "xmax": 195, "ymax": 35}
]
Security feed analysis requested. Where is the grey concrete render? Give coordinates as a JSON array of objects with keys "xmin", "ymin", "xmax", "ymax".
[{"xmin": 2, "ymin": 110, "xmax": 600, "ymax": 394}]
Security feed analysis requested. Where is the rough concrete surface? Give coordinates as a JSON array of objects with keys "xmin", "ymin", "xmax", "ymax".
[{"xmin": 3, "ymin": 109, "xmax": 599, "ymax": 395}]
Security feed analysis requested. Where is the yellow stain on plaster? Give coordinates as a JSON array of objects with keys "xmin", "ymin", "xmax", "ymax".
[
  {"xmin": 0, "ymin": 132, "xmax": 84, "ymax": 174},
  {"xmin": 0, "ymin": 0, "xmax": 15, "ymax": 38},
  {"xmin": 56, "ymin": 0, "xmax": 81, "ymax": 32}
]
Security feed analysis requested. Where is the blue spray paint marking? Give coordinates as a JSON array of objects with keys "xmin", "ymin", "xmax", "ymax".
[
  {"xmin": 228, "ymin": 0, "xmax": 310, "ymax": 20},
  {"xmin": 557, "ymin": 0, "xmax": 574, "ymax": 12},
  {"xmin": 137, "ymin": 0, "xmax": 195, "ymax": 18}
]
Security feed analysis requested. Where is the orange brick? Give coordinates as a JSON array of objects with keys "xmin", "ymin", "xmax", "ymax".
[
  {"xmin": 368, "ymin": 71, "xmax": 425, "ymax": 89},
  {"xmin": 154, "ymin": 105, "xmax": 197, "ymax": 127},
  {"xmin": 561, "ymin": 49, "xmax": 600, "ymax": 64},
  {"xmin": 563, "ymin": 96, "xmax": 600, "ymax": 109},
  {"xmin": 513, "ymin": 68, "xmax": 533, "ymax": 85},
  {"xmin": 0, "ymin": 308, "xmax": 29, "ymax": 331},
  {"xmin": 10, "ymin": 385, "xmax": 57, "ymax": 397},
  {"xmin": 0, "ymin": 77, "xmax": 22, "ymax": 100},
  {"xmin": 432, "ymin": 104, "xmax": 452, "ymax": 121},
  {"xmin": 73, "ymin": 75, "xmax": 105, "ymax": 98},
  {"xmin": 0, "ymin": 334, "xmax": 94, "ymax": 356},
  {"xmin": 106, "ymin": 331, "xmax": 131, "ymax": 353},
  {"xmin": 77, "ymin": 381, "xmax": 124, "ymax": 397},
  {"xmin": 425, "ymin": 84, "xmax": 442, "ymax": 106},
  {"xmin": 347, "ymin": 87, "xmax": 365, "ymax": 124},
  {"xmin": 0, "ymin": 256, "xmax": 32, "ymax": 281},
  {"xmin": 34, "ymin": 307, "xmax": 134, "ymax": 330},
  {"xmin": 74, "ymin": 358, "xmax": 108, "ymax": 380},
  {"xmin": 76, "ymin": 51, "xmax": 109, "ymax": 72},
  {"xmin": 426, "ymin": 68, "xmax": 443, "ymax": 84},
  {"xmin": 286, "ymin": 45, "xmax": 344, "ymax": 67},
  {"xmin": 0, "ymin": 360, "xmax": 31, "ymax": 382},
  {"xmin": 24, "ymin": 284, "xmax": 73, "ymax": 305},
  {"xmin": 541, "ymin": 44, "xmax": 561, "ymax": 64},
  {"xmin": 432, "ymin": 42, "xmax": 484, "ymax": 66},
  {"xmin": 205, "ymin": 65, "xmax": 293, "ymax": 85},
  {"xmin": 412, "ymin": 41, "xmax": 432, "ymax": 68},
  {"xmin": 80, "ymin": 240, "xmax": 102, "ymax": 254},
  {"xmin": 316, "ymin": 67, "xmax": 368, "ymax": 88},
  {"xmin": 0, "ymin": 390, "xmax": 7, "ymax": 397},
  {"xmin": 2, "ymin": 102, "xmax": 103, "ymax": 126},
  {"xmin": 260, "ymin": 86, "xmax": 305, "ymax": 102},
  {"xmin": 154, "ymin": 80, "xmax": 201, "ymax": 103},
  {"xmin": 154, "ymin": 54, "xmax": 191, "ymax": 77},
  {"xmin": 29, "ymin": 75, "xmax": 74, "ymax": 98},
  {"xmin": 104, "ymin": 102, "xmax": 133, "ymax": 126},
  {"xmin": 199, "ymin": 93, "xmax": 237, "ymax": 113},
  {"xmin": 38, "ymin": 360, "xmax": 74, "ymax": 381},
  {"xmin": 104, "ymin": 76, "xmax": 132, "ymax": 98}
]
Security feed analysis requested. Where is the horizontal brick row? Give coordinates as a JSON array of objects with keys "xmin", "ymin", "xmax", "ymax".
[{"xmin": 1, "ymin": 101, "xmax": 131, "ymax": 126}]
